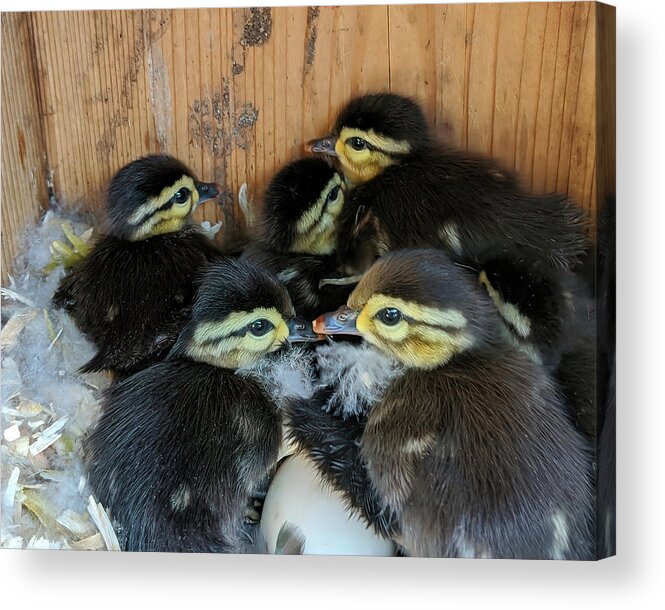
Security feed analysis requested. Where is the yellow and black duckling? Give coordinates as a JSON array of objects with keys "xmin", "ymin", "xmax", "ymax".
[
  {"xmin": 242, "ymin": 157, "xmax": 353, "ymax": 319},
  {"xmin": 287, "ymin": 249, "xmax": 593, "ymax": 559},
  {"xmin": 309, "ymin": 93, "xmax": 595, "ymax": 436},
  {"xmin": 53, "ymin": 154, "xmax": 222, "ymax": 376},
  {"xmin": 307, "ymin": 92, "xmax": 589, "ymax": 275},
  {"xmin": 84, "ymin": 258, "xmax": 318, "ymax": 553},
  {"xmin": 477, "ymin": 246, "xmax": 597, "ymax": 438}
]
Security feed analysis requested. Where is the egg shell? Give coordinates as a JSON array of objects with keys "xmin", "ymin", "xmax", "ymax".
[{"xmin": 260, "ymin": 453, "xmax": 395, "ymax": 556}]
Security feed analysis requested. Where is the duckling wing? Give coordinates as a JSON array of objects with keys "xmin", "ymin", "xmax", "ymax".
[
  {"xmin": 284, "ymin": 389, "xmax": 399, "ymax": 540},
  {"xmin": 53, "ymin": 229, "xmax": 221, "ymax": 375},
  {"xmin": 338, "ymin": 151, "xmax": 590, "ymax": 271},
  {"xmin": 85, "ymin": 359, "xmax": 281, "ymax": 552}
]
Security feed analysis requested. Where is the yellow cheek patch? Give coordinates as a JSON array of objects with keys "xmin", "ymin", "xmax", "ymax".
[
  {"xmin": 294, "ymin": 174, "xmax": 344, "ymax": 234},
  {"xmin": 335, "ymin": 127, "xmax": 411, "ymax": 185},
  {"xmin": 194, "ymin": 308, "xmax": 285, "ymax": 342},
  {"xmin": 188, "ymin": 309, "xmax": 289, "ymax": 368},
  {"xmin": 479, "ymin": 271, "xmax": 531, "ymax": 339},
  {"xmin": 354, "ymin": 294, "xmax": 471, "ymax": 369},
  {"xmin": 290, "ymin": 175, "xmax": 345, "ymax": 256},
  {"xmin": 335, "ymin": 127, "xmax": 411, "ymax": 184},
  {"xmin": 339, "ymin": 127, "xmax": 411, "ymax": 155},
  {"xmin": 128, "ymin": 175, "xmax": 197, "ymax": 240},
  {"xmin": 359, "ymin": 294, "xmax": 467, "ymax": 331}
]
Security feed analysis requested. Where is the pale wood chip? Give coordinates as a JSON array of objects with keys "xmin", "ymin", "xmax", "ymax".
[
  {"xmin": 28, "ymin": 415, "xmax": 68, "ymax": 455},
  {"xmin": 1, "ymin": 534, "xmax": 24, "ymax": 549},
  {"xmin": 87, "ymin": 496, "xmax": 120, "ymax": 551},
  {"xmin": 70, "ymin": 532, "xmax": 105, "ymax": 551},
  {"xmin": 21, "ymin": 488, "xmax": 59, "ymax": 530},
  {"xmin": 3, "ymin": 423, "xmax": 21, "ymax": 442},
  {"xmin": 2, "ymin": 466, "xmax": 20, "ymax": 509},
  {"xmin": 13, "ymin": 436, "xmax": 30, "ymax": 456},
  {"xmin": 56, "ymin": 509, "xmax": 96, "ymax": 538},
  {"xmin": 0, "ymin": 310, "xmax": 38, "ymax": 348}
]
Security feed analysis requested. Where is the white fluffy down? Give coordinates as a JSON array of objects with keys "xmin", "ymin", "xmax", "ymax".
[
  {"xmin": 315, "ymin": 341, "xmax": 403, "ymax": 419},
  {"xmin": 236, "ymin": 345, "xmax": 317, "ymax": 404},
  {"xmin": 1, "ymin": 209, "xmax": 115, "ymax": 550}
]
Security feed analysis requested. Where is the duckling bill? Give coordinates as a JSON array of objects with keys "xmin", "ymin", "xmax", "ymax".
[
  {"xmin": 84, "ymin": 258, "xmax": 319, "ymax": 553},
  {"xmin": 52, "ymin": 155, "xmax": 223, "ymax": 376}
]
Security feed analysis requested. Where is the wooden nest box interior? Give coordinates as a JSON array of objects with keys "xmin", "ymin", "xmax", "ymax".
[{"xmin": 1, "ymin": 3, "xmax": 615, "ymax": 282}]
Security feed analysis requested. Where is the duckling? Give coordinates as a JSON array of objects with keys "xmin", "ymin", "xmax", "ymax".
[
  {"xmin": 307, "ymin": 92, "xmax": 589, "ymax": 275},
  {"xmin": 242, "ymin": 157, "xmax": 353, "ymax": 318},
  {"xmin": 476, "ymin": 247, "xmax": 597, "ymax": 438},
  {"xmin": 84, "ymin": 258, "xmax": 318, "ymax": 553},
  {"xmin": 287, "ymin": 249, "xmax": 594, "ymax": 559},
  {"xmin": 596, "ymin": 195, "xmax": 615, "ymax": 557},
  {"xmin": 53, "ymin": 155, "xmax": 222, "ymax": 376}
]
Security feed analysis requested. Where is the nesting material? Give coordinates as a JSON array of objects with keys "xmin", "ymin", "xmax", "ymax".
[{"xmin": 1, "ymin": 209, "xmax": 116, "ymax": 550}]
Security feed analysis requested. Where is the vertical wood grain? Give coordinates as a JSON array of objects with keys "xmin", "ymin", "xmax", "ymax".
[
  {"xmin": 1, "ymin": 3, "xmax": 613, "ymax": 278},
  {"xmin": 1, "ymin": 13, "xmax": 49, "ymax": 283},
  {"xmin": 595, "ymin": 2, "xmax": 616, "ymax": 217}
]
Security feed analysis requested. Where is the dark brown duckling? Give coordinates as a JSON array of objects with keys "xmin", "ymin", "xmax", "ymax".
[
  {"xmin": 307, "ymin": 92, "xmax": 589, "ymax": 275},
  {"xmin": 287, "ymin": 248, "xmax": 594, "ymax": 559}
]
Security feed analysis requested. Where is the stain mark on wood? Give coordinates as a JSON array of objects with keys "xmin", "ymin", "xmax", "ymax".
[
  {"xmin": 240, "ymin": 8, "xmax": 272, "ymax": 47},
  {"xmin": 96, "ymin": 11, "xmax": 171, "ymax": 157},
  {"xmin": 235, "ymin": 103, "xmax": 259, "ymax": 150},
  {"xmin": 189, "ymin": 87, "xmax": 259, "ymax": 155},
  {"xmin": 304, "ymin": 7, "xmax": 320, "ymax": 76},
  {"xmin": 17, "ymin": 128, "xmax": 27, "ymax": 168}
]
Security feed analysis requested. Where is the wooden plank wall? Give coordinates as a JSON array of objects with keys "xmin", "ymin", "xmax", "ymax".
[{"xmin": 1, "ymin": 2, "xmax": 615, "ymax": 281}]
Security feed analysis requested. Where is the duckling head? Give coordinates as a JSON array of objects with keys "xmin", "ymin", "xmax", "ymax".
[
  {"xmin": 306, "ymin": 93, "xmax": 430, "ymax": 185},
  {"xmin": 314, "ymin": 249, "xmax": 498, "ymax": 370},
  {"xmin": 172, "ymin": 258, "xmax": 318, "ymax": 369},
  {"xmin": 261, "ymin": 158, "xmax": 346, "ymax": 256},
  {"xmin": 106, "ymin": 154, "xmax": 221, "ymax": 241}
]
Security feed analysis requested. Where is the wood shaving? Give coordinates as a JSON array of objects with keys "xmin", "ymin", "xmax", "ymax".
[
  {"xmin": 0, "ymin": 310, "xmax": 38, "ymax": 348},
  {"xmin": 86, "ymin": 496, "xmax": 120, "ymax": 551},
  {"xmin": 29, "ymin": 416, "xmax": 68, "ymax": 456},
  {"xmin": 1, "ymin": 211, "xmax": 115, "ymax": 551}
]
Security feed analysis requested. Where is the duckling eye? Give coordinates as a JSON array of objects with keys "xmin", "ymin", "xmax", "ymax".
[
  {"xmin": 326, "ymin": 185, "xmax": 341, "ymax": 204},
  {"xmin": 348, "ymin": 137, "xmax": 367, "ymax": 151},
  {"xmin": 376, "ymin": 307, "xmax": 402, "ymax": 326},
  {"xmin": 249, "ymin": 319, "xmax": 274, "ymax": 337},
  {"xmin": 174, "ymin": 187, "xmax": 191, "ymax": 204}
]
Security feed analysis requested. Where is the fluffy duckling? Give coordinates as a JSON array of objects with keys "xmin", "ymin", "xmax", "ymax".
[
  {"xmin": 84, "ymin": 258, "xmax": 317, "ymax": 553},
  {"xmin": 242, "ymin": 157, "xmax": 353, "ymax": 318},
  {"xmin": 477, "ymin": 247, "xmax": 596, "ymax": 438},
  {"xmin": 53, "ymin": 155, "xmax": 222, "ymax": 375},
  {"xmin": 307, "ymin": 93, "xmax": 589, "ymax": 275},
  {"xmin": 596, "ymin": 195, "xmax": 615, "ymax": 557},
  {"xmin": 287, "ymin": 249, "xmax": 593, "ymax": 559}
]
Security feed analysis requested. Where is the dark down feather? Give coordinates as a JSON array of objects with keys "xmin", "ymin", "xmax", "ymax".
[
  {"xmin": 53, "ymin": 226, "xmax": 221, "ymax": 375},
  {"xmin": 85, "ymin": 359, "xmax": 281, "ymax": 552},
  {"xmin": 329, "ymin": 93, "xmax": 590, "ymax": 273}
]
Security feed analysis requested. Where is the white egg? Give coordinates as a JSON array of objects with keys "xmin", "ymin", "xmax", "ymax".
[{"xmin": 260, "ymin": 453, "xmax": 395, "ymax": 556}]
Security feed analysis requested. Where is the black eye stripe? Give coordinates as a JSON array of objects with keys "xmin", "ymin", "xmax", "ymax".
[
  {"xmin": 347, "ymin": 137, "xmax": 389, "ymax": 153},
  {"xmin": 298, "ymin": 184, "xmax": 340, "ymax": 232},
  {"xmin": 134, "ymin": 187, "xmax": 193, "ymax": 224},
  {"xmin": 375, "ymin": 311, "xmax": 463, "ymax": 333},
  {"xmin": 135, "ymin": 199, "xmax": 174, "ymax": 224}
]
